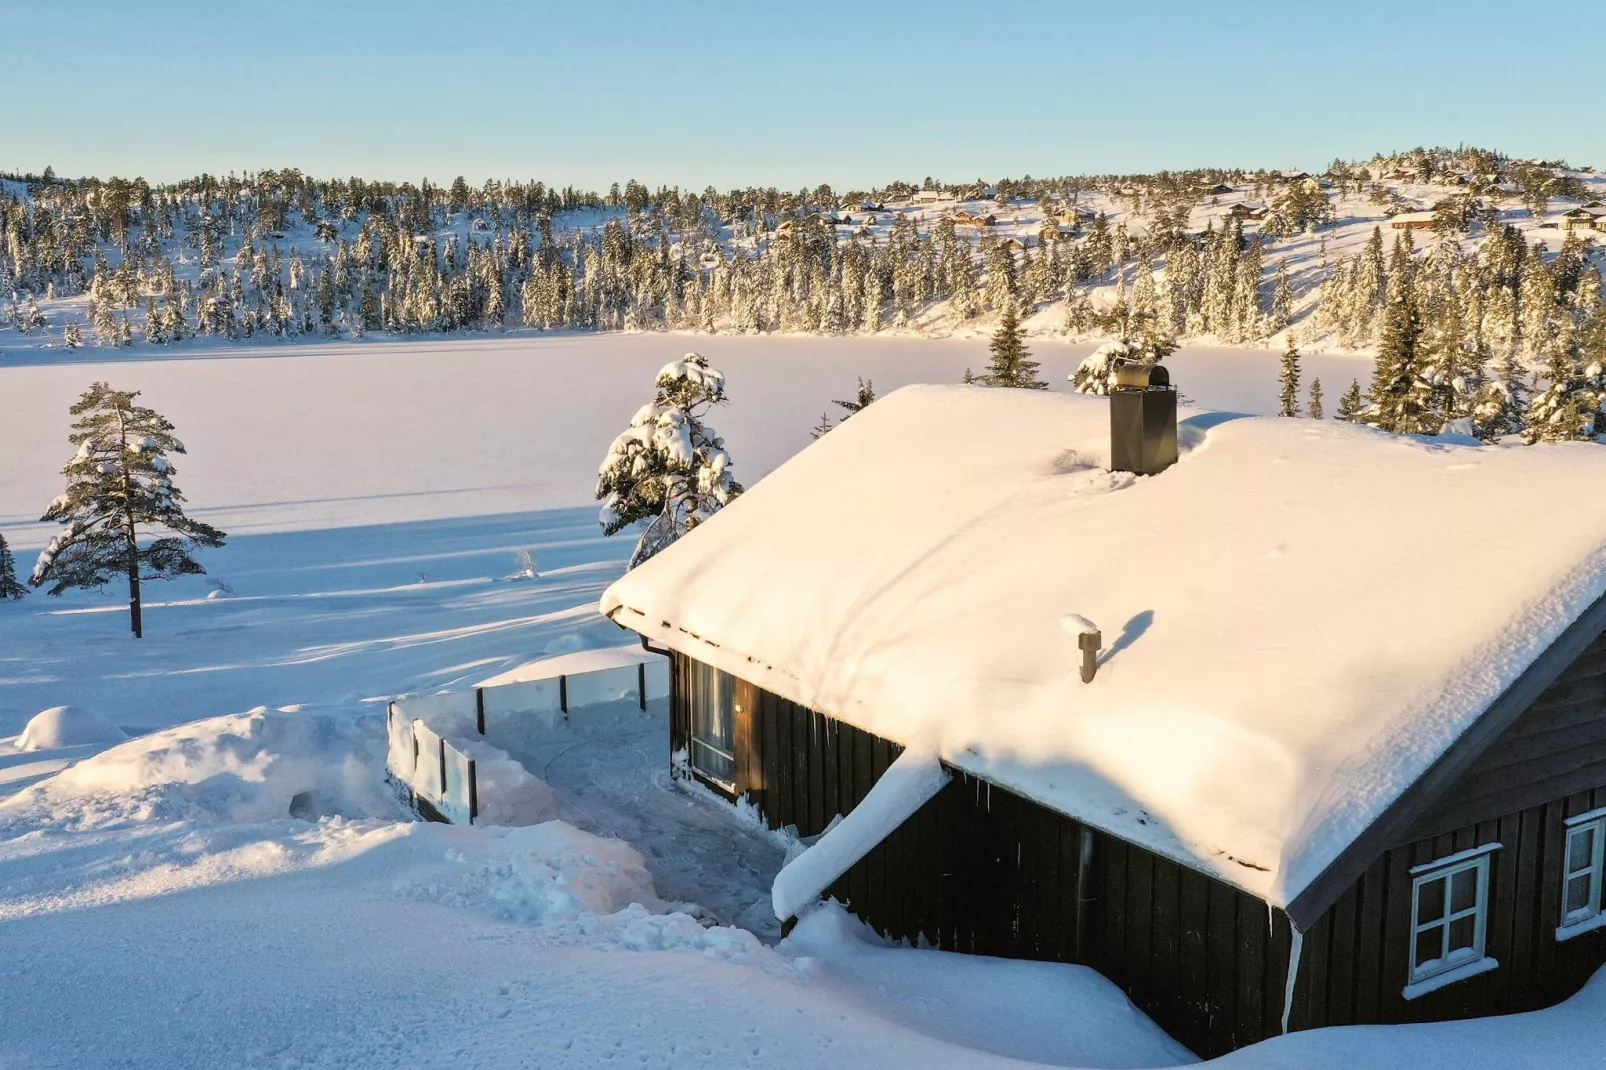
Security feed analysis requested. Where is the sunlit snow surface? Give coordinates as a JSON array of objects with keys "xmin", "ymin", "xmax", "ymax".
[{"xmin": 3, "ymin": 334, "xmax": 1604, "ymax": 1069}]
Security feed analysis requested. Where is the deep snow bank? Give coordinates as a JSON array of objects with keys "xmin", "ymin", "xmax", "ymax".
[
  {"xmin": 0, "ymin": 707, "xmax": 396, "ymax": 831},
  {"xmin": 15, "ymin": 706, "xmax": 128, "ymax": 751},
  {"xmin": 783, "ymin": 902, "xmax": 1196, "ymax": 1068}
]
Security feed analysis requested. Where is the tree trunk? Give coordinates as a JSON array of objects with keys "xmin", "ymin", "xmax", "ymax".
[{"xmin": 126, "ymin": 514, "xmax": 142, "ymax": 639}]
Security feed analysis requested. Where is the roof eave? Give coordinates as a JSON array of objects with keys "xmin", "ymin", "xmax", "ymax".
[{"xmin": 1285, "ymin": 588, "xmax": 1606, "ymax": 931}]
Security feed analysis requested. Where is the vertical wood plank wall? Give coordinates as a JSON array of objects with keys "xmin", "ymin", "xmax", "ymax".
[
  {"xmin": 671, "ymin": 654, "xmax": 1291, "ymax": 1058},
  {"xmin": 668, "ymin": 654, "xmax": 1606, "ymax": 1057},
  {"xmin": 1289, "ymin": 788, "xmax": 1606, "ymax": 1032}
]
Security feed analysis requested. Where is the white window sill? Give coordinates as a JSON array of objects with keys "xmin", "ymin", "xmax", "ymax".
[
  {"xmin": 1556, "ymin": 912, "xmax": 1606, "ymax": 943},
  {"xmin": 1402, "ymin": 956, "xmax": 1499, "ymax": 1000}
]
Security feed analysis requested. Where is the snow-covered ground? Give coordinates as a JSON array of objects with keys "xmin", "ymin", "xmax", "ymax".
[{"xmin": 2, "ymin": 334, "xmax": 1600, "ymax": 1068}]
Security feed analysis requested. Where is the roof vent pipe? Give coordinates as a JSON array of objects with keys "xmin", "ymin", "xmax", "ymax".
[
  {"xmin": 1109, "ymin": 363, "xmax": 1178, "ymax": 476},
  {"xmin": 1062, "ymin": 615, "xmax": 1102, "ymax": 683}
]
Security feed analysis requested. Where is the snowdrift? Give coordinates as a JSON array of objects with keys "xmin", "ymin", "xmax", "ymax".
[
  {"xmin": 0, "ymin": 707, "xmax": 395, "ymax": 831},
  {"xmin": 16, "ymin": 706, "xmax": 127, "ymax": 751}
]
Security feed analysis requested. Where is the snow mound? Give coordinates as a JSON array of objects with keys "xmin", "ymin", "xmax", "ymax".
[
  {"xmin": 783, "ymin": 902, "xmax": 1196, "ymax": 1068},
  {"xmin": 16, "ymin": 706, "xmax": 128, "ymax": 751},
  {"xmin": 1, "ymin": 707, "xmax": 393, "ymax": 831},
  {"xmin": 420, "ymin": 820, "xmax": 785, "ymax": 968}
]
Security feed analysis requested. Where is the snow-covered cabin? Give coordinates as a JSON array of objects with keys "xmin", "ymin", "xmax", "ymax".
[
  {"xmin": 1561, "ymin": 206, "xmax": 1606, "ymax": 232},
  {"xmin": 603, "ymin": 384, "xmax": 1606, "ymax": 1057},
  {"xmin": 1389, "ymin": 210, "xmax": 1439, "ymax": 230},
  {"xmin": 1226, "ymin": 201, "xmax": 1269, "ymax": 221}
]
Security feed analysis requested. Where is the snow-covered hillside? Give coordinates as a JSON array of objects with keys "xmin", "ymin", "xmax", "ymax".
[{"xmin": 2, "ymin": 148, "xmax": 1602, "ymax": 368}]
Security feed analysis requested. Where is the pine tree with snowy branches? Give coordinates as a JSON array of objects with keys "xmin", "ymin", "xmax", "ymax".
[
  {"xmin": 1525, "ymin": 313, "xmax": 1606, "ymax": 444},
  {"xmin": 31, "ymin": 383, "xmax": 225, "ymax": 637},
  {"xmin": 596, "ymin": 353, "xmax": 742, "ymax": 568},
  {"xmin": 1336, "ymin": 379, "xmax": 1366, "ymax": 422},
  {"xmin": 1309, "ymin": 378, "xmax": 1325, "ymax": 419},
  {"xmin": 1278, "ymin": 335, "xmax": 1302, "ymax": 417},
  {"xmin": 0, "ymin": 533, "xmax": 27, "ymax": 600},
  {"xmin": 978, "ymin": 301, "xmax": 1044, "ymax": 388}
]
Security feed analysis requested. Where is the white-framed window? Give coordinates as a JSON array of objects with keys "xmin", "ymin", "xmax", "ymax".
[
  {"xmin": 1403, "ymin": 844, "xmax": 1500, "ymax": 1000},
  {"xmin": 1558, "ymin": 809, "xmax": 1606, "ymax": 941}
]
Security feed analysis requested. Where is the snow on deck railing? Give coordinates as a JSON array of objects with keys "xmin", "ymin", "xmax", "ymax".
[{"xmin": 384, "ymin": 654, "xmax": 669, "ymax": 826}]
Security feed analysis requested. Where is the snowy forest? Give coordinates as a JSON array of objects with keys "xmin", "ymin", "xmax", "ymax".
[{"xmin": 3, "ymin": 145, "xmax": 1605, "ymax": 442}]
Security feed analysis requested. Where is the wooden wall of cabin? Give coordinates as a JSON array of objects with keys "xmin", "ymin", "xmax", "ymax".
[
  {"xmin": 1289, "ymin": 787, "xmax": 1606, "ymax": 1032},
  {"xmin": 667, "ymin": 653, "xmax": 1296, "ymax": 1059},
  {"xmin": 1287, "ymin": 629, "xmax": 1606, "ymax": 1035}
]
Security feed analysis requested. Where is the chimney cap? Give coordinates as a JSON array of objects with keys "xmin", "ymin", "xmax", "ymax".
[{"xmin": 1112, "ymin": 363, "xmax": 1171, "ymax": 391}]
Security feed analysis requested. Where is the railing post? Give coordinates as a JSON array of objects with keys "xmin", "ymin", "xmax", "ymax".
[
  {"xmin": 475, "ymin": 687, "xmax": 485, "ymax": 735},
  {"xmin": 468, "ymin": 759, "xmax": 478, "ymax": 824},
  {"xmin": 438, "ymin": 736, "xmax": 447, "ymax": 802},
  {"xmin": 638, "ymin": 663, "xmax": 647, "ymax": 710},
  {"xmin": 559, "ymin": 675, "xmax": 569, "ymax": 718}
]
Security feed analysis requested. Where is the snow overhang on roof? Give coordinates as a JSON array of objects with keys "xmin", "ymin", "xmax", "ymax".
[{"xmin": 601, "ymin": 386, "xmax": 1606, "ymax": 921}]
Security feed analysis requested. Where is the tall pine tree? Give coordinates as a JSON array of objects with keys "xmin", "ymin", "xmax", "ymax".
[
  {"xmin": 31, "ymin": 383, "xmax": 225, "ymax": 637},
  {"xmin": 1309, "ymin": 378, "xmax": 1325, "ymax": 420},
  {"xmin": 1278, "ymin": 335, "xmax": 1302, "ymax": 417},
  {"xmin": 978, "ymin": 301, "xmax": 1045, "ymax": 388}
]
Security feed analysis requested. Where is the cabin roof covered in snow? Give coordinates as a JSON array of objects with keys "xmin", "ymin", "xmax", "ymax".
[{"xmin": 601, "ymin": 385, "xmax": 1606, "ymax": 924}]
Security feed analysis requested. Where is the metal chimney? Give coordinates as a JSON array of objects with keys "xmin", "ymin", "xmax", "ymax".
[{"xmin": 1109, "ymin": 363, "xmax": 1178, "ymax": 476}]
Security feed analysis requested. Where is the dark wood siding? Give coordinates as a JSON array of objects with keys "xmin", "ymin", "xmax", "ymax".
[
  {"xmin": 669, "ymin": 653, "xmax": 1293, "ymax": 1059},
  {"xmin": 1290, "ymin": 788, "xmax": 1606, "ymax": 1032},
  {"xmin": 1407, "ymin": 633, "xmax": 1606, "ymax": 838},
  {"xmin": 667, "ymin": 651, "xmax": 1606, "ymax": 1057}
]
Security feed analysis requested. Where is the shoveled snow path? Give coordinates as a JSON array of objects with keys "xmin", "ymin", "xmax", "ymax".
[{"xmin": 511, "ymin": 717, "xmax": 791, "ymax": 941}]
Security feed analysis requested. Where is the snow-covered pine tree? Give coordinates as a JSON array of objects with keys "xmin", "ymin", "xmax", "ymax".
[
  {"xmin": 810, "ymin": 412, "xmax": 834, "ymax": 439},
  {"xmin": 1309, "ymin": 378, "xmax": 1325, "ymax": 419},
  {"xmin": 1271, "ymin": 258, "xmax": 1293, "ymax": 333},
  {"xmin": 1366, "ymin": 287, "xmax": 1438, "ymax": 434},
  {"xmin": 596, "ymin": 353, "xmax": 742, "ymax": 568},
  {"xmin": 832, "ymin": 377, "xmax": 876, "ymax": 419},
  {"xmin": 1278, "ymin": 335, "xmax": 1302, "ymax": 417},
  {"xmin": 0, "ymin": 533, "xmax": 27, "ymax": 600},
  {"xmin": 31, "ymin": 383, "xmax": 226, "ymax": 637},
  {"xmin": 1336, "ymin": 379, "xmax": 1366, "ymax": 422},
  {"xmin": 1525, "ymin": 306, "xmax": 1606, "ymax": 443},
  {"xmin": 1471, "ymin": 354, "xmax": 1529, "ymax": 441},
  {"xmin": 977, "ymin": 301, "xmax": 1044, "ymax": 389}
]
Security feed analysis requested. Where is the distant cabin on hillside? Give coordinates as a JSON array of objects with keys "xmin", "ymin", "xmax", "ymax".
[
  {"xmin": 1226, "ymin": 202, "xmax": 1269, "ymax": 221},
  {"xmin": 950, "ymin": 210, "xmax": 996, "ymax": 227},
  {"xmin": 604, "ymin": 384, "xmax": 1606, "ymax": 1058},
  {"xmin": 1390, "ymin": 211, "xmax": 1439, "ymax": 230},
  {"xmin": 911, "ymin": 190, "xmax": 952, "ymax": 204},
  {"xmin": 1201, "ymin": 183, "xmax": 1235, "ymax": 196},
  {"xmin": 1562, "ymin": 206, "xmax": 1606, "ymax": 232}
]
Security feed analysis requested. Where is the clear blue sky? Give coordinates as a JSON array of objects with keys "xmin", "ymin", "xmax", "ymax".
[{"xmin": 7, "ymin": 0, "xmax": 1600, "ymax": 190}]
